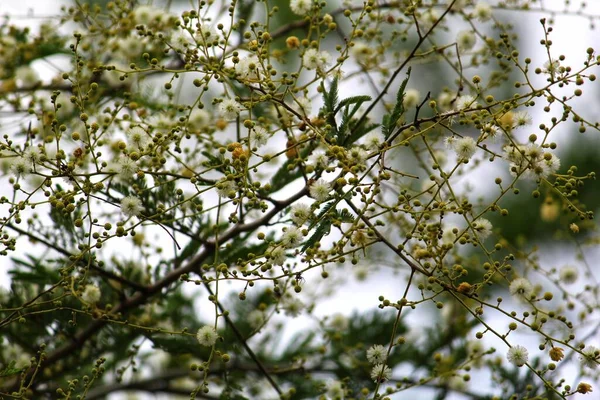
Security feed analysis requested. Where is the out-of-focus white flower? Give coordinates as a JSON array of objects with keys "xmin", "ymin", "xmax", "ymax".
[
  {"xmin": 196, "ymin": 325, "xmax": 219, "ymax": 347},
  {"xmin": 363, "ymin": 132, "xmax": 384, "ymax": 151},
  {"xmin": 247, "ymin": 309, "xmax": 265, "ymax": 330},
  {"xmin": 302, "ymin": 48, "xmax": 332, "ymax": 71},
  {"xmin": 132, "ymin": 5, "xmax": 161, "ymax": 25},
  {"xmin": 507, "ymin": 345, "xmax": 529, "ymax": 367},
  {"xmin": 329, "ymin": 313, "xmax": 349, "ymax": 331},
  {"xmin": 308, "ymin": 150, "xmax": 329, "ymax": 169},
  {"xmin": 559, "ymin": 266, "xmax": 579, "ymax": 284},
  {"xmin": 290, "ymin": 0, "xmax": 312, "ymax": 15},
  {"xmin": 513, "ymin": 111, "xmax": 533, "ymax": 127},
  {"xmin": 403, "ymin": 89, "xmax": 420, "ymax": 108},
  {"xmin": 188, "ymin": 108, "xmax": 211, "ymax": 131},
  {"xmin": 235, "ymin": 54, "xmax": 260, "ymax": 80},
  {"xmin": 351, "ymin": 41, "xmax": 373, "ymax": 64},
  {"xmin": 112, "ymin": 157, "xmax": 138, "ymax": 179},
  {"xmin": 370, "ymin": 363, "xmax": 392, "ymax": 382},
  {"xmin": 580, "ymin": 345, "xmax": 600, "ymax": 369},
  {"xmin": 218, "ymin": 99, "xmax": 243, "ymax": 120},
  {"xmin": 327, "ymin": 380, "xmax": 345, "ymax": 399},
  {"xmin": 9, "ymin": 157, "xmax": 31, "ymax": 178},
  {"xmin": 216, "ymin": 179, "xmax": 237, "ymax": 198},
  {"xmin": 281, "ymin": 227, "xmax": 304, "ymax": 248},
  {"xmin": 268, "ymin": 246, "xmax": 287, "ymax": 266},
  {"xmin": 290, "ymin": 203, "xmax": 312, "ymax": 226},
  {"xmin": 474, "ymin": 2, "xmax": 492, "ymax": 21},
  {"xmin": 455, "ymin": 95, "xmax": 477, "ymax": 110},
  {"xmin": 120, "ymin": 195, "xmax": 143, "ymax": 217},
  {"xmin": 82, "ymin": 284, "xmax": 101, "ymax": 304},
  {"xmin": 15, "ymin": 66, "xmax": 39, "ymax": 88},
  {"xmin": 457, "ymin": 30, "xmax": 476, "ymax": 51},
  {"xmin": 281, "ymin": 294, "xmax": 305, "ymax": 317},
  {"xmin": 347, "ymin": 146, "xmax": 368, "ymax": 164},
  {"xmin": 295, "ymin": 97, "xmax": 312, "ymax": 115}
]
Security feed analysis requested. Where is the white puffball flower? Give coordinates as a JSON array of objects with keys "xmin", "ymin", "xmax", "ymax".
[
  {"xmin": 127, "ymin": 126, "xmax": 150, "ymax": 150},
  {"xmin": 290, "ymin": 203, "xmax": 312, "ymax": 226},
  {"xmin": 370, "ymin": 363, "xmax": 392, "ymax": 382},
  {"xmin": 188, "ymin": 108, "xmax": 211, "ymax": 131},
  {"xmin": 250, "ymin": 126, "xmax": 270, "ymax": 148},
  {"xmin": 196, "ymin": 325, "xmax": 219, "ymax": 347},
  {"xmin": 112, "ymin": 157, "xmax": 138, "ymax": 179},
  {"xmin": 457, "ymin": 30, "xmax": 476, "ymax": 51},
  {"xmin": 268, "ymin": 246, "xmax": 287, "ymax": 266},
  {"xmin": 452, "ymin": 136, "xmax": 477, "ymax": 160},
  {"xmin": 367, "ymin": 344, "xmax": 387, "ymax": 364},
  {"xmin": 309, "ymin": 179, "xmax": 332, "ymax": 202},
  {"xmin": 455, "ymin": 95, "xmax": 477, "ymax": 110},
  {"xmin": 474, "ymin": 2, "xmax": 492, "ymax": 21},
  {"xmin": 327, "ymin": 380, "xmax": 345, "ymax": 399},
  {"xmin": 509, "ymin": 277, "xmax": 534, "ymax": 300},
  {"xmin": 348, "ymin": 146, "xmax": 368, "ymax": 165},
  {"xmin": 216, "ymin": 179, "xmax": 237, "ymax": 198},
  {"xmin": 23, "ymin": 147, "xmax": 42, "ymax": 164},
  {"xmin": 290, "ymin": 0, "xmax": 312, "ymax": 16},
  {"xmin": 218, "ymin": 99, "xmax": 244, "ymax": 120},
  {"xmin": 15, "ymin": 65, "xmax": 39, "ymax": 89},
  {"xmin": 472, "ymin": 218, "xmax": 492, "ymax": 240},
  {"xmin": 329, "ymin": 313, "xmax": 349, "ymax": 331},
  {"xmin": 308, "ymin": 150, "xmax": 329, "ymax": 169},
  {"xmin": 403, "ymin": 89, "xmax": 420, "ymax": 109},
  {"xmin": 235, "ymin": 54, "xmax": 260, "ymax": 80},
  {"xmin": 82, "ymin": 284, "xmax": 101, "ymax": 304},
  {"xmin": 507, "ymin": 345, "xmax": 529, "ymax": 367},
  {"xmin": 559, "ymin": 266, "xmax": 579, "ymax": 284},
  {"xmin": 247, "ymin": 310, "xmax": 265, "ymax": 330},
  {"xmin": 132, "ymin": 5, "xmax": 161, "ymax": 25},
  {"xmin": 281, "ymin": 294, "xmax": 305, "ymax": 317},
  {"xmin": 363, "ymin": 132, "xmax": 384, "ymax": 151},
  {"xmin": 351, "ymin": 41, "xmax": 373, "ymax": 64},
  {"xmin": 9, "ymin": 157, "xmax": 32, "ymax": 178},
  {"xmin": 281, "ymin": 226, "xmax": 304, "ymax": 248},
  {"xmin": 513, "ymin": 111, "xmax": 533, "ymax": 127},
  {"xmin": 120, "ymin": 195, "xmax": 143, "ymax": 217},
  {"xmin": 302, "ymin": 48, "xmax": 332, "ymax": 71},
  {"xmin": 580, "ymin": 345, "xmax": 600, "ymax": 369},
  {"xmin": 295, "ymin": 96, "xmax": 312, "ymax": 115}
]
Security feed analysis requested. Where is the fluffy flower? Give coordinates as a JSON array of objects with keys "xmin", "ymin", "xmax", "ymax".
[
  {"xmin": 457, "ymin": 30, "xmax": 476, "ymax": 51},
  {"xmin": 290, "ymin": 203, "xmax": 312, "ymax": 226},
  {"xmin": 196, "ymin": 325, "xmax": 219, "ymax": 347},
  {"xmin": 268, "ymin": 246, "xmax": 287, "ymax": 266},
  {"xmin": 481, "ymin": 123, "xmax": 500, "ymax": 142},
  {"xmin": 329, "ymin": 313, "xmax": 349, "ymax": 331},
  {"xmin": 302, "ymin": 48, "xmax": 331, "ymax": 71},
  {"xmin": 309, "ymin": 179, "xmax": 332, "ymax": 202},
  {"xmin": 370, "ymin": 363, "xmax": 392, "ymax": 382},
  {"xmin": 351, "ymin": 41, "xmax": 373, "ymax": 64},
  {"xmin": 216, "ymin": 179, "xmax": 237, "ymax": 198},
  {"xmin": 363, "ymin": 132, "xmax": 384, "ymax": 151},
  {"xmin": 235, "ymin": 54, "xmax": 260, "ymax": 80},
  {"xmin": 112, "ymin": 157, "xmax": 138, "ymax": 179},
  {"xmin": 188, "ymin": 108, "xmax": 211, "ymax": 131},
  {"xmin": 127, "ymin": 126, "xmax": 150, "ymax": 150},
  {"xmin": 367, "ymin": 344, "xmax": 387, "ymax": 364},
  {"xmin": 120, "ymin": 195, "xmax": 143, "ymax": 217},
  {"xmin": 452, "ymin": 137, "xmax": 477, "ymax": 160},
  {"xmin": 347, "ymin": 146, "xmax": 368, "ymax": 164},
  {"xmin": 281, "ymin": 294, "xmax": 305, "ymax": 317},
  {"xmin": 132, "ymin": 5, "xmax": 161, "ymax": 25},
  {"xmin": 509, "ymin": 277, "xmax": 534, "ymax": 300},
  {"xmin": 507, "ymin": 345, "xmax": 529, "ymax": 367},
  {"xmin": 403, "ymin": 89, "xmax": 420, "ymax": 109},
  {"xmin": 9, "ymin": 157, "xmax": 32, "ymax": 178},
  {"xmin": 327, "ymin": 380, "xmax": 345, "ymax": 399},
  {"xmin": 82, "ymin": 285, "xmax": 101, "ymax": 304},
  {"xmin": 295, "ymin": 97, "xmax": 312, "ymax": 115},
  {"xmin": 250, "ymin": 126, "xmax": 270, "ymax": 148},
  {"xmin": 472, "ymin": 218, "xmax": 492, "ymax": 240},
  {"xmin": 580, "ymin": 346, "xmax": 600, "ymax": 369},
  {"xmin": 23, "ymin": 147, "xmax": 42, "ymax": 164},
  {"xmin": 308, "ymin": 150, "xmax": 329, "ymax": 169},
  {"xmin": 474, "ymin": 2, "xmax": 492, "ymax": 21},
  {"xmin": 513, "ymin": 111, "xmax": 533, "ymax": 127},
  {"xmin": 559, "ymin": 266, "xmax": 579, "ymax": 284},
  {"xmin": 455, "ymin": 95, "xmax": 477, "ymax": 110},
  {"xmin": 290, "ymin": 0, "xmax": 312, "ymax": 16},
  {"xmin": 281, "ymin": 227, "xmax": 304, "ymax": 248},
  {"xmin": 247, "ymin": 310, "xmax": 265, "ymax": 330},
  {"xmin": 218, "ymin": 99, "xmax": 243, "ymax": 120},
  {"xmin": 15, "ymin": 65, "xmax": 39, "ymax": 89}
]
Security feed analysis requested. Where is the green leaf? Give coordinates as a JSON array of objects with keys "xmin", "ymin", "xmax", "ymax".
[
  {"xmin": 334, "ymin": 95, "xmax": 372, "ymax": 115},
  {"xmin": 382, "ymin": 67, "xmax": 411, "ymax": 139},
  {"xmin": 0, "ymin": 361, "xmax": 24, "ymax": 377}
]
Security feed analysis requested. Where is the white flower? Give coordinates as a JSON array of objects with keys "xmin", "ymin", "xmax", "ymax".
[
  {"xmin": 455, "ymin": 95, "xmax": 477, "ymax": 110},
  {"xmin": 302, "ymin": 48, "xmax": 331, "ymax": 70},
  {"xmin": 132, "ymin": 5, "xmax": 161, "ymax": 25},
  {"xmin": 196, "ymin": 325, "xmax": 219, "ymax": 347},
  {"xmin": 457, "ymin": 30, "xmax": 476, "ymax": 51},
  {"xmin": 329, "ymin": 313, "xmax": 349, "ymax": 331},
  {"xmin": 309, "ymin": 179, "xmax": 332, "ymax": 202},
  {"xmin": 250, "ymin": 126, "xmax": 270, "ymax": 148},
  {"xmin": 481, "ymin": 123, "xmax": 500, "ymax": 142},
  {"xmin": 281, "ymin": 227, "xmax": 304, "ymax": 248},
  {"xmin": 472, "ymin": 218, "xmax": 492, "ymax": 240},
  {"xmin": 188, "ymin": 108, "xmax": 211, "ymax": 130},
  {"xmin": 509, "ymin": 277, "xmax": 534, "ymax": 300},
  {"xmin": 290, "ymin": 0, "xmax": 312, "ymax": 16},
  {"xmin": 403, "ymin": 89, "xmax": 420, "ymax": 108},
  {"xmin": 559, "ymin": 266, "xmax": 579, "ymax": 284},
  {"xmin": 308, "ymin": 150, "xmax": 329, "ymax": 169},
  {"xmin": 367, "ymin": 344, "xmax": 387, "ymax": 364},
  {"xmin": 127, "ymin": 126, "xmax": 150, "ymax": 150},
  {"xmin": 218, "ymin": 99, "xmax": 243, "ymax": 120},
  {"xmin": 290, "ymin": 203, "xmax": 312, "ymax": 225},
  {"xmin": 9, "ymin": 157, "xmax": 32, "ymax": 178},
  {"xmin": 580, "ymin": 346, "xmax": 600, "ymax": 369},
  {"xmin": 474, "ymin": 2, "xmax": 492, "ymax": 21},
  {"xmin": 438, "ymin": 92, "xmax": 454, "ymax": 111},
  {"xmin": 363, "ymin": 132, "xmax": 384, "ymax": 151},
  {"xmin": 120, "ymin": 195, "xmax": 143, "ymax": 217},
  {"xmin": 351, "ymin": 41, "xmax": 373, "ymax": 64},
  {"xmin": 112, "ymin": 157, "xmax": 138, "ymax": 179},
  {"xmin": 370, "ymin": 363, "xmax": 392, "ymax": 382},
  {"xmin": 216, "ymin": 179, "xmax": 237, "ymax": 198},
  {"xmin": 281, "ymin": 294, "xmax": 304, "ymax": 317},
  {"xmin": 295, "ymin": 96, "xmax": 312, "ymax": 115},
  {"xmin": 269, "ymin": 246, "xmax": 287, "ymax": 266},
  {"xmin": 452, "ymin": 137, "xmax": 477, "ymax": 160},
  {"xmin": 247, "ymin": 310, "xmax": 265, "ymax": 329},
  {"xmin": 235, "ymin": 54, "xmax": 260, "ymax": 80},
  {"xmin": 327, "ymin": 380, "xmax": 345, "ymax": 399},
  {"xmin": 82, "ymin": 284, "xmax": 101, "ymax": 304},
  {"xmin": 23, "ymin": 147, "xmax": 41, "ymax": 164},
  {"xmin": 15, "ymin": 65, "xmax": 39, "ymax": 89},
  {"xmin": 543, "ymin": 59, "xmax": 561, "ymax": 75},
  {"xmin": 507, "ymin": 345, "xmax": 529, "ymax": 367},
  {"xmin": 513, "ymin": 111, "xmax": 532, "ymax": 127},
  {"xmin": 348, "ymin": 146, "xmax": 368, "ymax": 164}
]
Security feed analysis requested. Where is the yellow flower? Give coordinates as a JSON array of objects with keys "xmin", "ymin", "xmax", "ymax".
[{"xmin": 549, "ymin": 347, "xmax": 564, "ymax": 362}]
